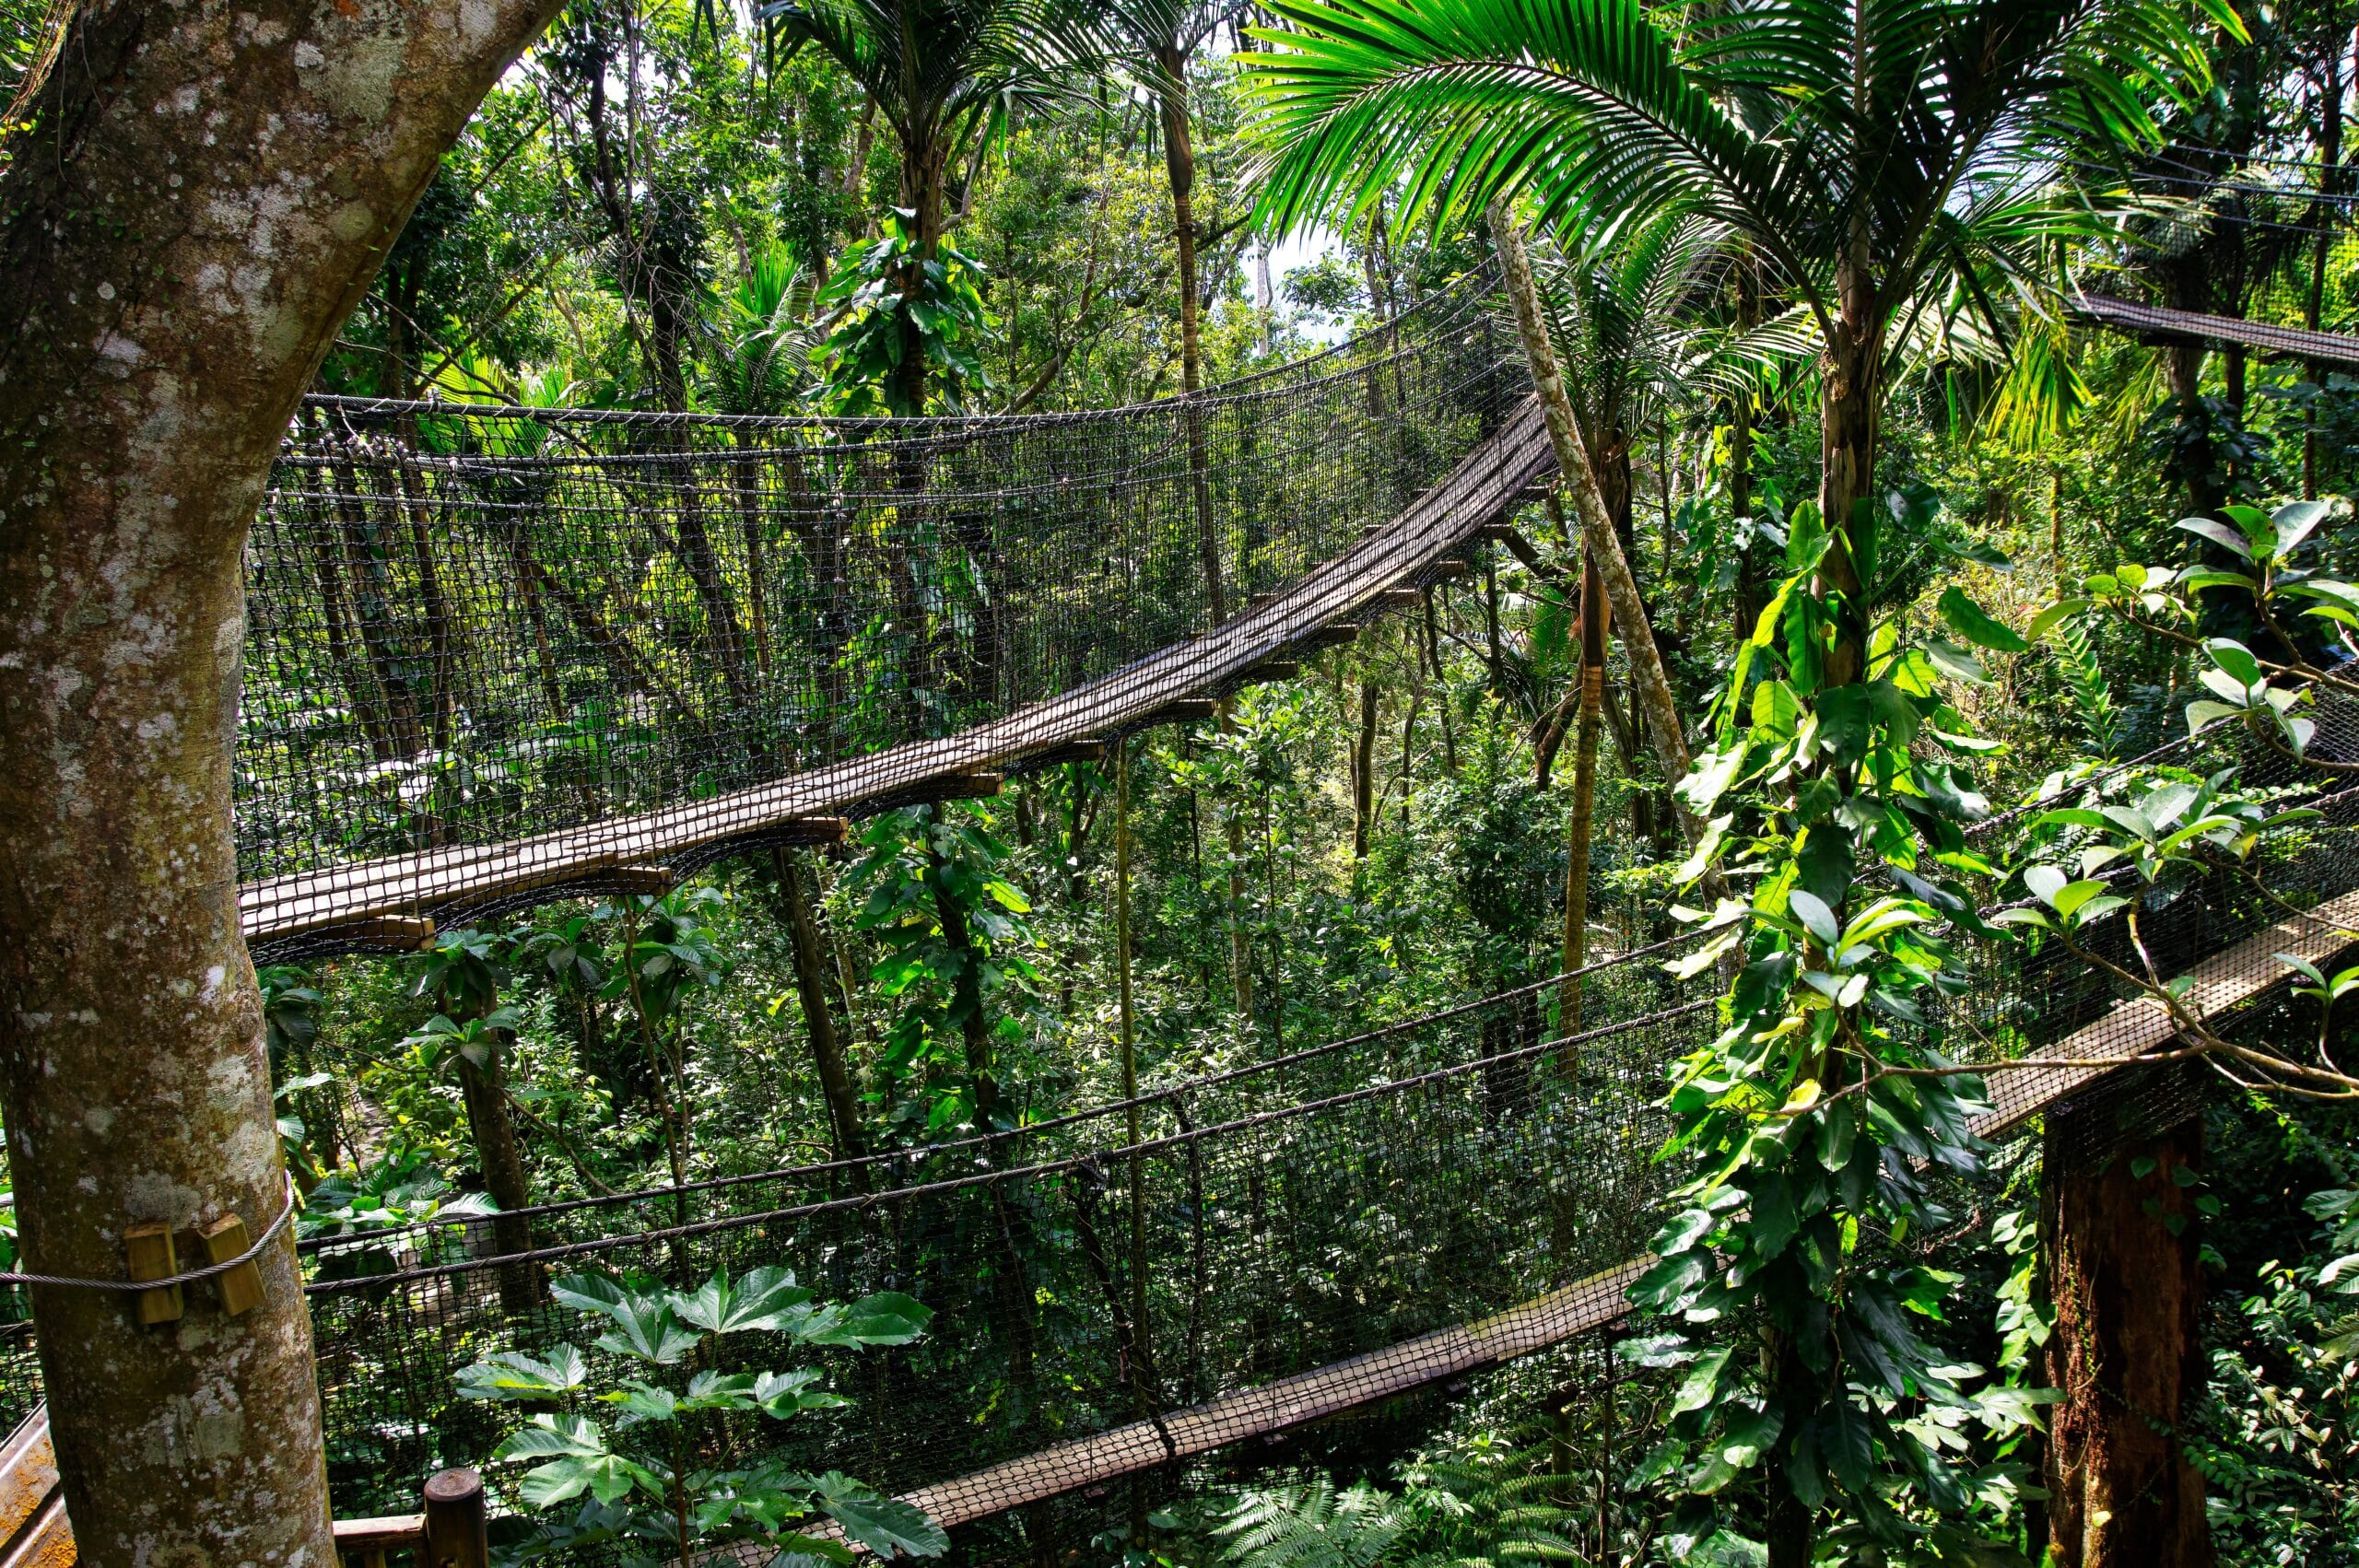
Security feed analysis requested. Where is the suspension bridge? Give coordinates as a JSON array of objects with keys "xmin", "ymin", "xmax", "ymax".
[{"xmin": 6, "ymin": 274, "xmax": 2359, "ymax": 1562}]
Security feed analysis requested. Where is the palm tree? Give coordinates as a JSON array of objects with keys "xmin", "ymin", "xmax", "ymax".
[
  {"xmin": 1244, "ymin": 0, "xmax": 2232, "ymax": 683},
  {"xmin": 761, "ymin": 0, "xmax": 1111, "ymax": 412},
  {"xmin": 1526, "ymin": 211, "xmax": 1807, "ymax": 1017}
]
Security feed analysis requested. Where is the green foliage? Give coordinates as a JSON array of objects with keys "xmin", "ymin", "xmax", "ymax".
[
  {"xmin": 2079, "ymin": 498, "xmax": 2353, "ymax": 758},
  {"xmin": 710, "ymin": 242, "xmax": 818, "ymax": 416},
  {"xmin": 1210, "ymin": 1479, "xmax": 1408, "ymax": 1568},
  {"xmin": 2041, "ymin": 612, "xmax": 2120, "ymax": 761},
  {"xmin": 1392, "ymin": 1431, "xmax": 1593, "ymax": 1568},
  {"xmin": 299, "ymin": 1146, "xmax": 499, "ymax": 1280},
  {"xmin": 2193, "ymin": 1180, "xmax": 2359, "ymax": 1566},
  {"xmin": 1644, "ymin": 502, "xmax": 2051, "ymax": 1551},
  {"xmin": 848, "ymin": 805, "xmax": 1045, "ymax": 1132},
  {"xmin": 816, "ymin": 213, "xmax": 996, "ymax": 414},
  {"xmin": 1243, "ymin": 0, "xmax": 2233, "ymax": 351},
  {"xmin": 463, "ymin": 1264, "xmax": 942, "ymax": 1567}
]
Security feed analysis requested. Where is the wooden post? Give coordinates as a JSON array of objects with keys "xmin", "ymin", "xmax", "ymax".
[
  {"xmin": 196, "ymin": 1213, "xmax": 264, "ymax": 1316},
  {"xmin": 421, "ymin": 1468, "xmax": 489, "ymax": 1568},
  {"xmin": 123, "ymin": 1222, "xmax": 182, "ymax": 1326}
]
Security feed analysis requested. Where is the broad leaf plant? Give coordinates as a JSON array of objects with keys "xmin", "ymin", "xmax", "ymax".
[
  {"xmin": 460, "ymin": 1265, "xmax": 946, "ymax": 1568},
  {"xmin": 1636, "ymin": 502, "xmax": 2053, "ymax": 1556}
]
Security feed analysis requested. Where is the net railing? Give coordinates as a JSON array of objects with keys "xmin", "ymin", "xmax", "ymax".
[
  {"xmin": 238, "ymin": 276, "xmax": 1524, "ymax": 957},
  {"xmin": 295, "ymin": 942, "xmax": 1708, "ymax": 1524},
  {"xmin": 283, "ymin": 697, "xmax": 2359, "ymax": 1534}
]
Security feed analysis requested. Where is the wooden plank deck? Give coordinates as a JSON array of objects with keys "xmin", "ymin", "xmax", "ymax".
[
  {"xmin": 0, "ymin": 1413, "xmax": 68, "ymax": 1568},
  {"xmin": 891, "ymin": 1257, "xmax": 1649, "ymax": 1532},
  {"xmin": 2073, "ymin": 293, "xmax": 2359, "ymax": 368},
  {"xmin": 1973, "ymin": 885, "xmax": 2359, "ymax": 1138},
  {"xmin": 241, "ymin": 401, "xmax": 1556, "ymax": 945}
]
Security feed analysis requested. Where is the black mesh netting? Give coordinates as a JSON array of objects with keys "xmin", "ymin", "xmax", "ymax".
[
  {"xmin": 270, "ymin": 706, "xmax": 2359, "ymax": 1549},
  {"xmin": 296, "ymin": 942, "xmax": 1705, "ymax": 1534},
  {"xmin": 235, "ymin": 275, "xmax": 1533, "ymax": 961}
]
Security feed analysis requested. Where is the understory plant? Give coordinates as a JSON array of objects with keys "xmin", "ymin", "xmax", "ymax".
[
  {"xmin": 2192, "ymin": 1160, "xmax": 2359, "ymax": 1565},
  {"xmin": 848, "ymin": 804, "xmax": 1046, "ymax": 1138},
  {"xmin": 816, "ymin": 212, "xmax": 994, "ymax": 415},
  {"xmin": 459, "ymin": 1264, "xmax": 945, "ymax": 1567},
  {"xmin": 1638, "ymin": 502, "xmax": 2051, "ymax": 1560}
]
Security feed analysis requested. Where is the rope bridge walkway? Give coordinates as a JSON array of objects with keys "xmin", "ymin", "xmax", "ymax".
[{"xmin": 237, "ymin": 273, "xmax": 1543, "ymax": 958}]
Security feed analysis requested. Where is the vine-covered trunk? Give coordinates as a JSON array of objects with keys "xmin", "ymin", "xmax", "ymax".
[
  {"xmin": 769, "ymin": 847, "xmax": 869, "ymax": 1181},
  {"xmin": 455, "ymin": 1003, "xmax": 540, "ymax": 1312},
  {"xmin": 0, "ymin": 0, "xmax": 563, "ymax": 1561},
  {"xmin": 1156, "ymin": 41, "xmax": 1226, "ymax": 629},
  {"xmin": 1488, "ymin": 202, "xmax": 1717, "ymax": 877},
  {"xmin": 2043, "ymin": 1117, "xmax": 2214, "ymax": 1567},
  {"xmin": 1559, "ymin": 552, "xmax": 1607, "ymax": 1034},
  {"xmin": 1352, "ymin": 676, "xmax": 1379, "ymax": 858}
]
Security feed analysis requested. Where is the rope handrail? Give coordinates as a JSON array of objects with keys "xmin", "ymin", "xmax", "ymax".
[
  {"xmin": 301, "ymin": 996, "xmax": 1719, "ymax": 1292},
  {"xmin": 296, "ymin": 919, "xmax": 1717, "ymax": 1250},
  {"xmin": 296, "ymin": 271, "xmax": 1500, "ymax": 434}
]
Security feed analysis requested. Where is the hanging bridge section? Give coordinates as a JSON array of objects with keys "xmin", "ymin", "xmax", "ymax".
[
  {"xmin": 2071, "ymin": 291, "xmax": 2359, "ymax": 368},
  {"xmin": 236, "ymin": 276, "xmax": 1549, "ymax": 959}
]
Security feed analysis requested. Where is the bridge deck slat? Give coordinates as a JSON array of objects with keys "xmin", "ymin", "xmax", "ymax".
[{"xmin": 898, "ymin": 1257, "xmax": 1649, "ymax": 1531}]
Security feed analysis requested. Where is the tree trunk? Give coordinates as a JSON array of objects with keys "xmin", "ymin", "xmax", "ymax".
[
  {"xmin": 1157, "ymin": 41, "xmax": 1227, "ymax": 629},
  {"xmin": 0, "ymin": 0, "xmax": 562, "ymax": 1562},
  {"xmin": 1559, "ymin": 551, "xmax": 1607, "ymax": 1034},
  {"xmin": 2044, "ymin": 1117, "xmax": 2214, "ymax": 1568},
  {"xmin": 454, "ymin": 1003, "xmax": 539, "ymax": 1313},
  {"xmin": 770, "ymin": 848, "xmax": 868, "ymax": 1185},
  {"xmin": 1488, "ymin": 203, "xmax": 1719, "ymax": 876},
  {"xmin": 1762, "ymin": 1329, "xmax": 1819, "ymax": 1568},
  {"xmin": 1815, "ymin": 303, "xmax": 1880, "ymax": 690},
  {"xmin": 2306, "ymin": 31, "xmax": 2351, "ymax": 499},
  {"xmin": 1731, "ymin": 252, "xmax": 1759, "ymax": 641},
  {"xmin": 1352, "ymin": 675, "xmax": 1379, "ymax": 859}
]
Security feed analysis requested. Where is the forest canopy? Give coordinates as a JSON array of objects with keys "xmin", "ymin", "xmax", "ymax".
[{"xmin": 5, "ymin": 0, "xmax": 2359, "ymax": 1564}]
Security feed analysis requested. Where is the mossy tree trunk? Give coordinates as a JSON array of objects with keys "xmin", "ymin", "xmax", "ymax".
[
  {"xmin": 0, "ymin": 0, "xmax": 565, "ymax": 1562},
  {"xmin": 2043, "ymin": 1116, "xmax": 2214, "ymax": 1568}
]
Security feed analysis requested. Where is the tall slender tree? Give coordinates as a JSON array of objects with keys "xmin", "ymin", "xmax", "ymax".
[{"xmin": 762, "ymin": 0, "xmax": 1111, "ymax": 411}]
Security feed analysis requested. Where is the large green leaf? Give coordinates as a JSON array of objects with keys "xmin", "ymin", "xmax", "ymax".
[
  {"xmin": 807, "ymin": 1473, "xmax": 949, "ymax": 1559},
  {"xmin": 554, "ymin": 1271, "xmax": 702, "ymax": 1364},
  {"xmin": 799, "ymin": 1291, "xmax": 935, "ymax": 1347},
  {"xmin": 674, "ymin": 1266, "xmax": 818, "ymax": 1335},
  {"xmin": 1936, "ymin": 587, "xmax": 2029, "ymax": 653},
  {"xmin": 455, "ymin": 1347, "xmax": 588, "ymax": 1402}
]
